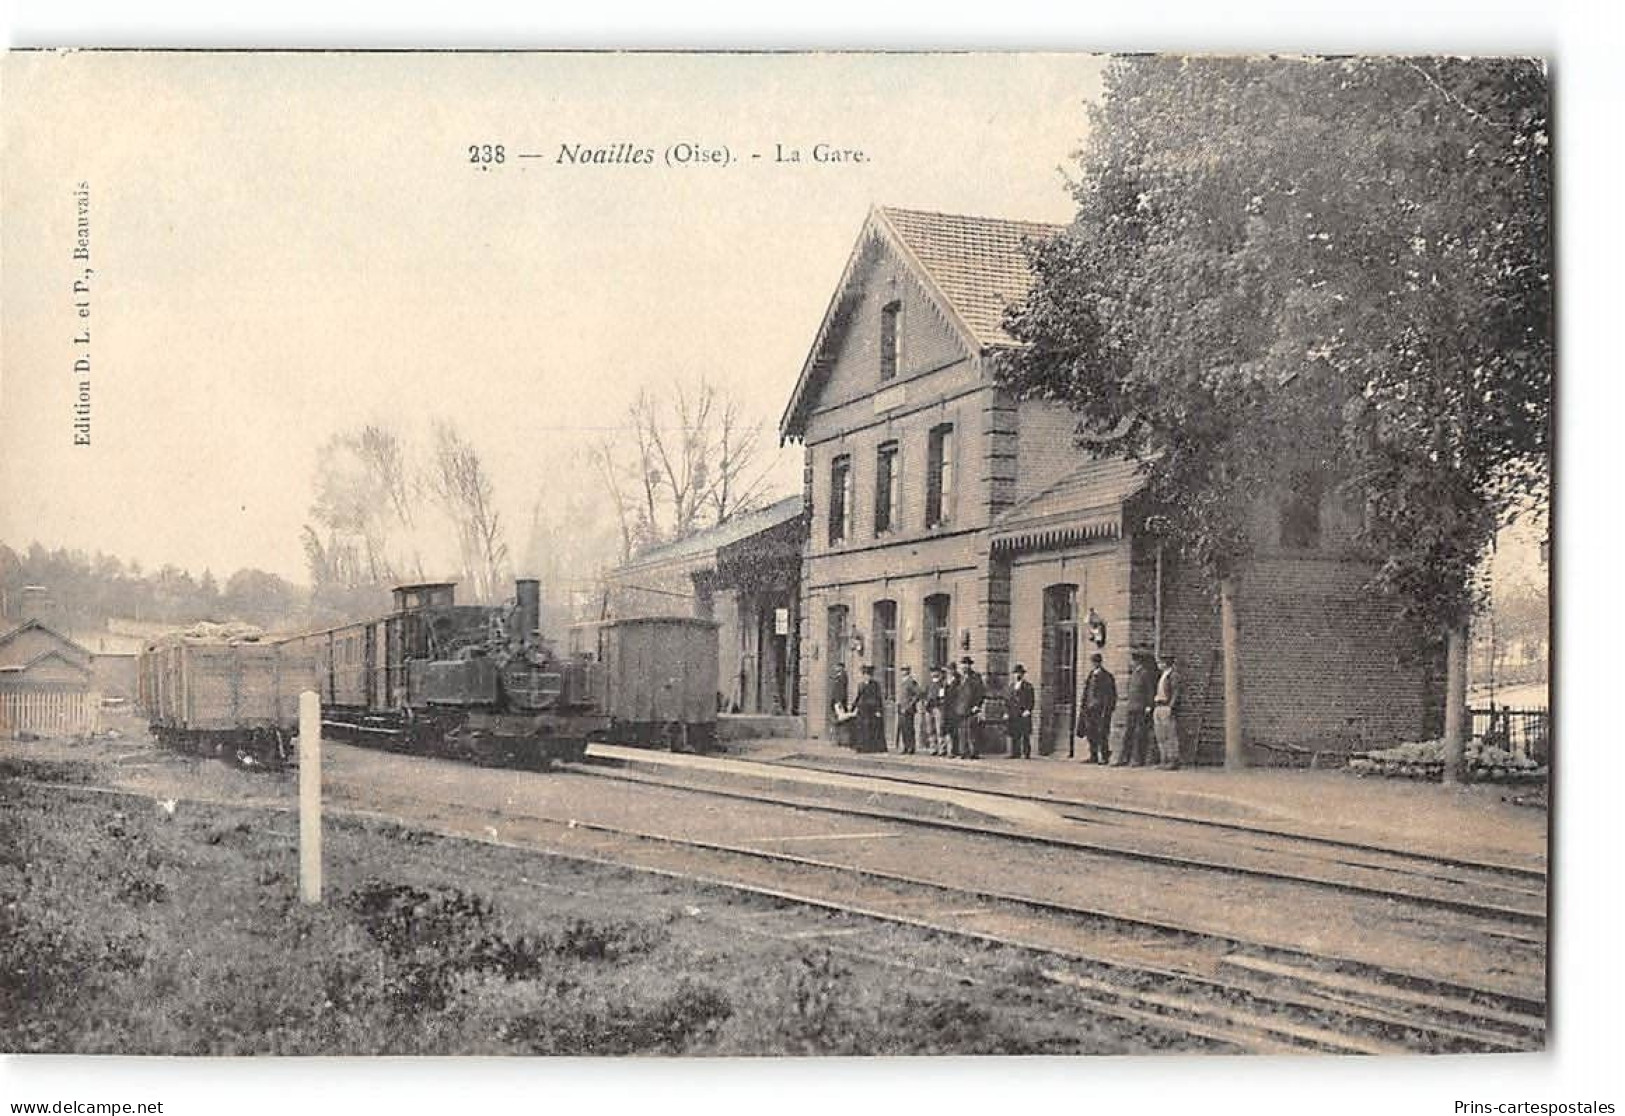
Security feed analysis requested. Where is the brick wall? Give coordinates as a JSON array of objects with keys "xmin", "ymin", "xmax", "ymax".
[
  {"xmin": 800, "ymin": 534, "xmax": 982, "ymax": 737},
  {"xmin": 1232, "ymin": 555, "xmax": 1439, "ymax": 755},
  {"xmin": 1133, "ymin": 539, "xmax": 1441, "ymax": 763},
  {"xmin": 1014, "ymin": 399, "xmax": 1090, "ymax": 503}
]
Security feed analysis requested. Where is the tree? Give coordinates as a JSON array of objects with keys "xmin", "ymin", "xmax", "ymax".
[
  {"xmin": 305, "ymin": 424, "xmax": 425, "ymax": 590},
  {"xmin": 427, "ymin": 420, "xmax": 510, "ymax": 604},
  {"xmin": 590, "ymin": 377, "xmax": 775, "ymax": 561},
  {"xmin": 221, "ymin": 568, "xmax": 300, "ymax": 627},
  {"xmin": 1000, "ymin": 56, "xmax": 1550, "ymax": 777}
]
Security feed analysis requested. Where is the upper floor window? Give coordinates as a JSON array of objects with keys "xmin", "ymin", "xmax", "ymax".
[
  {"xmin": 829, "ymin": 454, "xmax": 853, "ymax": 545},
  {"xmin": 879, "ymin": 300, "xmax": 902, "ymax": 382},
  {"xmin": 925, "ymin": 423, "xmax": 955, "ymax": 527},
  {"xmin": 874, "ymin": 441, "xmax": 900, "ymax": 534},
  {"xmin": 1278, "ymin": 473, "xmax": 1324, "ymax": 550}
]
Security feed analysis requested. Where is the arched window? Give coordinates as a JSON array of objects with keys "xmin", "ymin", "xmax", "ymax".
[
  {"xmin": 874, "ymin": 440, "xmax": 900, "ymax": 534},
  {"xmin": 926, "ymin": 423, "xmax": 955, "ymax": 527},
  {"xmin": 880, "ymin": 300, "xmax": 902, "ymax": 381},
  {"xmin": 923, "ymin": 593, "xmax": 952, "ymax": 672},
  {"xmin": 873, "ymin": 599, "xmax": 898, "ymax": 699},
  {"xmin": 829, "ymin": 454, "xmax": 852, "ymax": 545},
  {"xmin": 1279, "ymin": 472, "xmax": 1324, "ymax": 550}
]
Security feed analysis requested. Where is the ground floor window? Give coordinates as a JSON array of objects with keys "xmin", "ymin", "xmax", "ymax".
[
  {"xmin": 873, "ymin": 599, "xmax": 898, "ymax": 700},
  {"xmin": 924, "ymin": 593, "xmax": 951, "ymax": 671}
]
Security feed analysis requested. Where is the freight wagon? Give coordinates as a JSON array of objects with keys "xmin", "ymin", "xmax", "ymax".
[
  {"xmin": 590, "ymin": 616, "xmax": 720, "ymax": 752},
  {"xmin": 138, "ymin": 628, "xmax": 316, "ymax": 762}
]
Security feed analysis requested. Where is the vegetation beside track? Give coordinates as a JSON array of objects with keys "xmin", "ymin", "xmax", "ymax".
[{"xmin": 0, "ymin": 755, "xmax": 1187, "ymax": 1055}]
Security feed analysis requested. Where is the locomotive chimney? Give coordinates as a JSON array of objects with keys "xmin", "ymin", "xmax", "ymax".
[{"xmin": 514, "ymin": 578, "xmax": 541, "ymax": 648}]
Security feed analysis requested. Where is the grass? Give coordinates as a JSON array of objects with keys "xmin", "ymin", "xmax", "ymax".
[{"xmin": 0, "ymin": 755, "xmax": 1175, "ymax": 1056}]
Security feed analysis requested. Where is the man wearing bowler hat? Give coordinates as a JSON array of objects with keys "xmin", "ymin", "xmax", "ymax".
[
  {"xmin": 953, "ymin": 656, "xmax": 986, "ymax": 759},
  {"xmin": 1079, "ymin": 652, "xmax": 1118, "ymax": 764},
  {"xmin": 1005, "ymin": 663, "xmax": 1035, "ymax": 759}
]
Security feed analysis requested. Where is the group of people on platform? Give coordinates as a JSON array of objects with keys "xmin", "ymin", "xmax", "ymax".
[{"xmin": 830, "ymin": 649, "xmax": 1183, "ymax": 768}]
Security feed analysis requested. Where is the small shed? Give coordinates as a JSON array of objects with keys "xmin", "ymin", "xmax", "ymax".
[{"xmin": 0, "ymin": 619, "xmax": 101, "ymax": 737}]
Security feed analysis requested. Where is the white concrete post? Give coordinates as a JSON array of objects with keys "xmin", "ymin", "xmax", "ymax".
[{"xmin": 298, "ymin": 689, "xmax": 322, "ymax": 904}]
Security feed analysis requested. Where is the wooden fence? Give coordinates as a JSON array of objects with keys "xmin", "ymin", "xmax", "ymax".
[{"xmin": 0, "ymin": 690, "xmax": 103, "ymax": 738}]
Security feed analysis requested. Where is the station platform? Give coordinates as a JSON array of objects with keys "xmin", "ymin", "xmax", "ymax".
[{"xmin": 589, "ymin": 734, "xmax": 1549, "ymax": 871}]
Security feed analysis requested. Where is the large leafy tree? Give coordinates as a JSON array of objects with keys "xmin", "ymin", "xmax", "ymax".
[{"xmin": 1000, "ymin": 55, "xmax": 1551, "ymax": 778}]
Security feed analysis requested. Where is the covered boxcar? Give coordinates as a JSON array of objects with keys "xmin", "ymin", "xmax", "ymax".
[
  {"xmin": 593, "ymin": 616, "xmax": 719, "ymax": 752},
  {"xmin": 138, "ymin": 628, "xmax": 316, "ymax": 762}
]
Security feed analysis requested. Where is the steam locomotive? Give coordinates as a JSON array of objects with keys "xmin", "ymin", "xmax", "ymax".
[{"xmin": 138, "ymin": 578, "xmax": 718, "ymax": 768}]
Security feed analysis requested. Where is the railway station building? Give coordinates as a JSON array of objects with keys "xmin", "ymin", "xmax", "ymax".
[
  {"xmin": 601, "ymin": 494, "xmax": 806, "ymax": 717},
  {"xmin": 779, "ymin": 206, "xmax": 1441, "ymax": 761}
]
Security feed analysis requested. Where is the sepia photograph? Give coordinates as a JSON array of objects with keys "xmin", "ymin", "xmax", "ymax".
[{"xmin": 0, "ymin": 28, "xmax": 1586, "ymax": 1110}]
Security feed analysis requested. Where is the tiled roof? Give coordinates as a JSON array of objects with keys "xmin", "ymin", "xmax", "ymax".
[
  {"xmin": 617, "ymin": 494, "xmax": 805, "ymax": 571},
  {"xmin": 991, "ymin": 456, "xmax": 1150, "ymax": 553},
  {"xmin": 877, "ymin": 207, "xmax": 1065, "ymax": 348}
]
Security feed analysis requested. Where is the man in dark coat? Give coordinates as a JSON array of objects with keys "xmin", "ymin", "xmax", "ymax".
[
  {"xmin": 896, "ymin": 665, "xmax": 922, "ymax": 754},
  {"xmin": 853, "ymin": 664, "xmax": 885, "ymax": 753},
  {"xmin": 941, "ymin": 662, "xmax": 962, "ymax": 758},
  {"xmin": 1114, "ymin": 652, "xmax": 1157, "ymax": 767},
  {"xmin": 1005, "ymin": 663, "xmax": 1036, "ymax": 759},
  {"xmin": 829, "ymin": 662, "xmax": 850, "ymax": 748},
  {"xmin": 954, "ymin": 656, "xmax": 986, "ymax": 759},
  {"xmin": 1079, "ymin": 652, "xmax": 1118, "ymax": 764}
]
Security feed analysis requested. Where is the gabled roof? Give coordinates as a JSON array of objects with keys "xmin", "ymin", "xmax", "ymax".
[
  {"xmin": 879, "ymin": 207, "xmax": 1064, "ymax": 347},
  {"xmin": 0, "ymin": 648, "xmax": 95, "ymax": 677},
  {"xmin": 0, "ymin": 618, "xmax": 92, "ymax": 661},
  {"xmin": 779, "ymin": 205, "xmax": 1065, "ymax": 442},
  {"xmin": 614, "ymin": 494, "xmax": 805, "ymax": 573},
  {"xmin": 990, "ymin": 456, "xmax": 1151, "ymax": 554}
]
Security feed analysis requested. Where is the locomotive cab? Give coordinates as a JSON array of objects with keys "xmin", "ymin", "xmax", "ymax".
[{"xmin": 393, "ymin": 582, "xmax": 457, "ymax": 612}]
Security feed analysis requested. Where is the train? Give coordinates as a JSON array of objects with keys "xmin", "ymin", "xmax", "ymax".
[{"xmin": 137, "ymin": 578, "xmax": 719, "ymax": 768}]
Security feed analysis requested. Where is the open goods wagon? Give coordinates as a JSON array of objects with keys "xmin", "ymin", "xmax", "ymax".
[{"xmin": 138, "ymin": 631, "xmax": 317, "ymax": 763}]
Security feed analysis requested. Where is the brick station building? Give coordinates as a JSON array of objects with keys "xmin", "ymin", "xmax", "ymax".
[{"xmin": 779, "ymin": 206, "xmax": 1440, "ymax": 760}]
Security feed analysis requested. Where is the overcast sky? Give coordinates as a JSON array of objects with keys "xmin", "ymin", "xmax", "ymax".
[{"xmin": 1, "ymin": 52, "xmax": 1105, "ymax": 583}]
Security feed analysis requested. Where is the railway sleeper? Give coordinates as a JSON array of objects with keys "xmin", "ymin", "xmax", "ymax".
[
  {"xmin": 1036, "ymin": 954, "xmax": 1523, "ymax": 1055},
  {"xmin": 1218, "ymin": 954, "xmax": 1545, "ymax": 1047},
  {"xmin": 1040, "ymin": 967, "xmax": 1404, "ymax": 1055}
]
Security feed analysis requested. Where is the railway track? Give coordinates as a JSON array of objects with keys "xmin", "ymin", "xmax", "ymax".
[
  {"xmin": 337, "ymin": 786, "xmax": 1547, "ymax": 1055},
  {"xmin": 573, "ymin": 754, "xmax": 1548, "ymax": 929},
  {"xmin": 777, "ymin": 752, "xmax": 1547, "ymax": 878},
  {"xmin": 10, "ymin": 765, "xmax": 1546, "ymax": 1054},
  {"xmin": 36, "ymin": 730, "xmax": 1551, "ymax": 1054}
]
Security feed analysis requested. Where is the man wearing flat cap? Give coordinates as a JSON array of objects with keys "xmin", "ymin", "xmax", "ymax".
[
  {"xmin": 1005, "ymin": 663, "xmax": 1035, "ymax": 759},
  {"xmin": 953, "ymin": 656, "xmax": 985, "ymax": 759}
]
